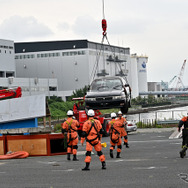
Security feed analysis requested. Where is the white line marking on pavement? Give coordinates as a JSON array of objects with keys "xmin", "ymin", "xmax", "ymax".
[
  {"xmin": 38, "ymin": 161, "xmax": 61, "ymax": 165},
  {"xmin": 129, "ymin": 139, "xmax": 178, "ymax": 143},
  {"xmin": 108, "ymin": 159, "xmax": 148, "ymax": 163},
  {"xmin": 52, "ymin": 169, "xmax": 74, "ymax": 172},
  {"xmin": 133, "ymin": 166, "xmax": 167, "ymax": 170},
  {"xmin": 178, "ymin": 173, "xmax": 188, "ymax": 183},
  {"xmin": 169, "ymin": 129, "xmax": 182, "ymax": 139},
  {"xmin": 170, "ymin": 142, "xmax": 181, "ymax": 145}
]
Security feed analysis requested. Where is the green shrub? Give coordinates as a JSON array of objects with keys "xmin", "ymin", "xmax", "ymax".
[{"xmin": 54, "ymin": 123, "xmax": 62, "ymax": 133}]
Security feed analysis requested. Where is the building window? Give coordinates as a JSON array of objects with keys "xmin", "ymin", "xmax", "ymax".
[
  {"xmin": 0, "ymin": 71, "xmax": 5, "ymax": 77},
  {"xmin": 62, "ymin": 52, "xmax": 70, "ymax": 56},
  {"xmin": 80, "ymin": 51, "xmax": 85, "ymax": 55},
  {"xmin": 49, "ymin": 86, "xmax": 57, "ymax": 91},
  {"xmin": 6, "ymin": 72, "xmax": 14, "ymax": 78}
]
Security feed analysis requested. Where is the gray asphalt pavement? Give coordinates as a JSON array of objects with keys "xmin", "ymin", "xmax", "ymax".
[{"xmin": 0, "ymin": 129, "xmax": 188, "ymax": 188}]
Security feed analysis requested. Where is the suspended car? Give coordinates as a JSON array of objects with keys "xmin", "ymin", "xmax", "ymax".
[{"xmin": 85, "ymin": 76, "xmax": 131, "ymax": 114}]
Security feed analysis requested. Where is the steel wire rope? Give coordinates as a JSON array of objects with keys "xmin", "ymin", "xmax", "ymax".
[
  {"xmin": 89, "ymin": 36, "xmax": 105, "ymax": 84},
  {"xmin": 105, "ymin": 35, "xmax": 125, "ymax": 77},
  {"xmin": 90, "ymin": 0, "xmax": 106, "ymax": 84},
  {"xmin": 102, "ymin": 0, "xmax": 105, "ymax": 19}
]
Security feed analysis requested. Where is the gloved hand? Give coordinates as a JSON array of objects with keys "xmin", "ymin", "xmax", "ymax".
[{"xmin": 178, "ymin": 127, "xmax": 181, "ymax": 132}]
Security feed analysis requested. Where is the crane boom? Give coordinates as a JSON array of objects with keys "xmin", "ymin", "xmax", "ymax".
[{"xmin": 176, "ymin": 59, "xmax": 186, "ymax": 90}]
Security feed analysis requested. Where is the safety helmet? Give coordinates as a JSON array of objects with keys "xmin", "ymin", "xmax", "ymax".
[
  {"xmin": 87, "ymin": 109, "xmax": 95, "ymax": 117},
  {"xmin": 111, "ymin": 112, "xmax": 117, "ymax": 118},
  {"xmin": 67, "ymin": 110, "xmax": 73, "ymax": 116},
  {"xmin": 118, "ymin": 111, "xmax": 122, "ymax": 115}
]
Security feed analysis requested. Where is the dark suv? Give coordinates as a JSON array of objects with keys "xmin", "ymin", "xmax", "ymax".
[{"xmin": 85, "ymin": 76, "xmax": 131, "ymax": 113}]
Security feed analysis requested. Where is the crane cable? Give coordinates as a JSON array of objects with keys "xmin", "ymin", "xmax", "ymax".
[
  {"xmin": 90, "ymin": 0, "xmax": 107, "ymax": 84},
  {"xmin": 90, "ymin": 0, "xmax": 126, "ymax": 84},
  {"xmin": 90, "ymin": 36, "xmax": 105, "ymax": 84},
  {"xmin": 102, "ymin": 0, "xmax": 105, "ymax": 19}
]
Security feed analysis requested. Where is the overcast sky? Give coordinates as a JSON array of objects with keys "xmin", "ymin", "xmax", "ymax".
[{"xmin": 0, "ymin": 0, "xmax": 188, "ymax": 86}]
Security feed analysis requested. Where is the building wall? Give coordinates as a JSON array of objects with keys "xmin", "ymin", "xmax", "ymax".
[
  {"xmin": 148, "ymin": 82, "xmax": 162, "ymax": 92},
  {"xmin": 0, "ymin": 77, "xmax": 58, "ymax": 97},
  {"xmin": 137, "ymin": 56, "xmax": 148, "ymax": 92},
  {"xmin": 0, "ymin": 39, "xmax": 15, "ymax": 77},
  {"xmin": 130, "ymin": 55, "xmax": 139, "ymax": 98},
  {"xmin": 15, "ymin": 40, "xmax": 131, "ymax": 99},
  {"xmin": 15, "ymin": 49, "xmax": 90, "ymax": 93},
  {"xmin": 0, "ymin": 39, "xmax": 58, "ymax": 98}
]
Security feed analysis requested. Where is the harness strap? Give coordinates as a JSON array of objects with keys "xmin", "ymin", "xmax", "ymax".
[
  {"xmin": 110, "ymin": 121, "xmax": 120, "ymax": 144},
  {"xmin": 66, "ymin": 119, "xmax": 77, "ymax": 144},
  {"xmin": 86, "ymin": 119, "xmax": 100, "ymax": 145}
]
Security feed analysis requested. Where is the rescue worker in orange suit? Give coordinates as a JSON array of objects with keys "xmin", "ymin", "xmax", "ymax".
[
  {"xmin": 109, "ymin": 112, "xmax": 122, "ymax": 158},
  {"xmin": 178, "ymin": 114, "xmax": 188, "ymax": 158},
  {"xmin": 81, "ymin": 109, "xmax": 106, "ymax": 171},
  {"xmin": 116, "ymin": 111, "xmax": 129, "ymax": 148},
  {"xmin": 61, "ymin": 110, "xmax": 80, "ymax": 161}
]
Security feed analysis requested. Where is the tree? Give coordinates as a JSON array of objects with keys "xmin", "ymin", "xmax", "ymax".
[{"xmin": 68, "ymin": 85, "xmax": 89, "ymax": 101}]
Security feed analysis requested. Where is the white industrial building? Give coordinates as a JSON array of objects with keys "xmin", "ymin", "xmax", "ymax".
[
  {"xmin": 14, "ymin": 40, "xmax": 148, "ymax": 99},
  {"xmin": 130, "ymin": 54, "xmax": 148, "ymax": 98},
  {"xmin": 0, "ymin": 39, "xmax": 58, "ymax": 97},
  {"xmin": 1, "ymin": 38, "xmax": 148, "ymax": 100},
  {"xmin": 0, "ymin": 39, "xmax": 15, "ymax": 78}
]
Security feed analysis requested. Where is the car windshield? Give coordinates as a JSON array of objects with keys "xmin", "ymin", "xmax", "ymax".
[{"xmin": 90, "ymin": 78, "xmax": 123, "ymax": 91}]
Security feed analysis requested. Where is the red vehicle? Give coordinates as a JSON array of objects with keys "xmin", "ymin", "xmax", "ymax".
[
  {"xmin": 72, "ymin": 97, "xmax": 110, "ymax": 137},
  {"xmin": 0, "ymin": 87, "xmax": 22, "ymax": 100}
]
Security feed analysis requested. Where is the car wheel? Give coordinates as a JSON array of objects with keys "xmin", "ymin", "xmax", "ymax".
[
  {"xmin": 102, "ymin": 120, "xmax": 109, "ymax": 137},
  {"xmin": 121, "ymin": 102, "xmax": 129, "ymax": 114}
]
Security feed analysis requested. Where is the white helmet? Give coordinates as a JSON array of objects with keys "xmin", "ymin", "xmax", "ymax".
[
  {"xmin": 67, "ymin": 110, "xmax": 73, "ymax": 116},
  {"xmin": 87, "ymin": 109, "xmax": 95, "ymax": 117},
  {"xmin": 111, "ymin": 112, "xmax": 117, "ymax": 118},
  {"xmin": 118, "ymin": 111, "xmax": 122, "ymax": 115}
]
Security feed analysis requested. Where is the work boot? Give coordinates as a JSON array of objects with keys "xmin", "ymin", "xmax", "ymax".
[
  {"xmin": 124, "ymin": 142, "xmax": 129, "ymax": 148},
  {"xmin": 73, "ymin": 154, "xmax": 79, "ymax": 161},
  {"xmin": 116, "ymin": 152, "xmax": 121, "ymax": 158},
  {"xmin": 67, "ymin": 153, "xmax": 71, "ymax": 161},
  {"xmin": 110, "ymin": 150, "xmax": 114, "ymax": 158},
  {"xmin": 102, "ymin": 161, "xmax": 106, "ymax": 170},
  {"xmin": 180, "ymin": 147, "xmax": 187, "ymax": 158},
  {"xmin": 82, "ymin": 162, "xmax": 90, "ymax": 171}
]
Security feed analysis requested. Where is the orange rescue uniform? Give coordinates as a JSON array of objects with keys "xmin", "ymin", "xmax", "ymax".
[
  {"xmin": 116, "ymin": 116, "xmax": 128, "ymax": 144},
  {"xmin": 109, "ymin": 119, "xmax": 122, "ymax": 154},
  {"xmin": 81, "ymin": 117, "xmax": 105, "ymax": 163},
  {"xmin": 62, "ymin": 117, "xmax": 79, "ymax": 155}
]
